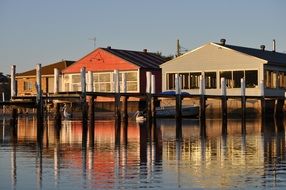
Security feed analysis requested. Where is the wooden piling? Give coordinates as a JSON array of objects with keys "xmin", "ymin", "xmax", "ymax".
[
  {"xmin": 151, "ymin": 75, "xmax": 156, "ymax": 119},
  {"xmin": 152, "ymin": 96, "xmax": 157, "ymax": 118},
  {"xmin": 36, "ymin": 64, "xmax": 43, "ymax": 127},
  {"xmin": 11, "ymin": 108, "xmax": 18, "ymax": 128},
  {"xmin": 175, "ymin": 74, "xmax": 182, "ymax": 120},
  {"xmin": 87, "ymin": 71, "xmax": 93, "ymax": 92},
  {"xmin": 54, "ymin": 103, "xmax": 61, "ymax": 128},
  {"xmin": 11, "ymin": 65, "xmax": 16, "ymax": 98},
  {"xmin": 88, "ymin": 95, "xmax": 95, "ymax": 146},
  {"xmin": 221, "ymin": 77, "xmax": 227, "ymax": 120},
  {"xmin": 275, "ymin": 98, "xmax": 284, "ymax": 118},
  {"xmin": 122, "ymin": 96, "xmax": 128, "ymax": 123},
  {"xmin": 199, "ymin": 75, "xmax": 206, "ymax": 120},
  {"xmin": 241, "ymin": 78, "xmax": 246, "ymax": 121},
  {"xmin": 81, "ymin": 67, "xmax": 88, "ymax": 128},
  {"xmin": 121, "ymin": 73, "xmax": 128, "ymax": 122},
  {"xmin": 259, "ymin": 80, "xmax": 265, "ymax": 117},
  {"xmin": 113, "ymin": 70, "xmax": 121, "ymax": 122},
  {"xmin": 145, "ymin": 72, "xmax": 152, "ymax": 122},
  {"xmin": 146, "ymin": 93, "xmax": 152, "ymax": 122},
  {"xmin": 2, "ymin": 92, "xmax": 5, "ymax": 115},
  {"xmin": 146, "ymin": 72, "xmax": 151, "ymax": 94},
  {"xmin": 53, "ymin": 68, "xmax": 59, "ymax": 94}
]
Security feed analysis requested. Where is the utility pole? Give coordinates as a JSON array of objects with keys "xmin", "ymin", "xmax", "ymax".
[
  {"xmin": 89, "ymin": 37, "xmax": 96, "ymax": 49},
  {"xmin": 176, "ymin": 39, "xmax": 188, "ymax": 57},
  {"xmin": 176, "ymin": 39, "xmax": 181, "ymax": 57}
]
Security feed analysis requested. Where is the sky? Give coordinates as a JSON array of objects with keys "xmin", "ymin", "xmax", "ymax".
[{"xmin": 0, "ymin": 0, "xmax": 286, "ymax": 74}]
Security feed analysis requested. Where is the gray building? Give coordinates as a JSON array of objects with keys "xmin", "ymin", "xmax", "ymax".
[{"xmin": 161, "ymin": 39, "xmax": 286, "ymax": 97}]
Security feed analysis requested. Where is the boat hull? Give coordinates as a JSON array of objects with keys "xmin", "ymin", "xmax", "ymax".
[{"xmin": 155, "ymin": 105, "xmax": 199, "ymax": 118}]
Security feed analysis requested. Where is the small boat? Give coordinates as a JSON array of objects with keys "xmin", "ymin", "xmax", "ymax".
[{"xmin": 155, "ymin": 105, "xmax": 199, "ymax": 118}]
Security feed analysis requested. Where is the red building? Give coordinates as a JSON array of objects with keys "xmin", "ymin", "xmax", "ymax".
[{"xmin": 62, "ymin": 47, "xmax": 166, "ymax": 94}]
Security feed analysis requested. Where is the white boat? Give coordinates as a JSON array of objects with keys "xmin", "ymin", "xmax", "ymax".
[{"xmin": 155, "ymin": 105, "xmax": 199, "ymax": 118}]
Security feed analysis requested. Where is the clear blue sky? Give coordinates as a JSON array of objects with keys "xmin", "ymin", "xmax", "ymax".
[{"xmin": 0, "ymin": 0, "xmax": 285, "ymax": 74}]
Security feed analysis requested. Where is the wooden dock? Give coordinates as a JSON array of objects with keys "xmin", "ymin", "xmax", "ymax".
[{"xmin": 2, "ymin": 65, "xmax": 285, "ymax": 136}]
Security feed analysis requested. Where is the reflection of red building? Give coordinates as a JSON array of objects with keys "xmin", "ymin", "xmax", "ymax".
[{"xmin": 58, "ymin": 120, "xmax": 141, "ymax": 188}]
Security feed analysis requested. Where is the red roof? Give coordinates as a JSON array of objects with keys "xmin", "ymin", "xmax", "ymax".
[{"xmin": 63, "ymin": 47, "xmax": 166, "ymax": 74}]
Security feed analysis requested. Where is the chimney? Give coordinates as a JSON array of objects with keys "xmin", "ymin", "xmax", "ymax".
[
  {"xmin": 272, "ymin": 39, "xmax": 276, "ymax": 52},
  {"xmin": 143, "ymin": 49, "xmax": 147, "ymax": 53},
  {"xmin": 220, "ymin": 39, "xmax": 226, "ymax": 46},
  {"xmin": 260, "ymin": 45, "xmax": 265, "ymax": 51}
]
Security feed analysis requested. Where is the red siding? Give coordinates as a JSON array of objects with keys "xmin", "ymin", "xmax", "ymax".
[{"xmin": 63, "ymin": 49, "xmax": 139, "ymax": 73}]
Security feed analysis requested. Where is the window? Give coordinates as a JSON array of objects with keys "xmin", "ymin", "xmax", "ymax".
[
  {"xmin": 271, "ymin": 71, "xmax": 277, "ymax": 88},
  {"xmin": 93, "ymin": 73, "xmax": 112, "ymax": 92},
  {"xmin": 245, "ymin": 70, "xmax": 258, "ymax": 88},
  {"xmin": 125, "ymin": 72, "xmax": 138, "ymax": 91},
  {"xmin": 205, "ymin": 72, "xmax": 216, "ymax": 89},
  {"xmin": 92, "ymin": 71, "xmax": 138, "ymax": 92},
  {"xmin": 233, "ymin": 71, "xmax": 244, "ymax": 88},
  {"xmin": 265, "ymin": 70, "xmax": 280, "ymax": 89},
  {"xmin": 71, "ymin": 74, "xmax": 81, "ymax": 91},
  {"xmin": 180, "ymin": 73, "xmax": 189, "ymax": 89},
  {"xmin": 278, "ymin": 72, "xmax": 286, "ymax": 89},
  {"xmin": 24, "ymin": 81, "xmax": 33, "ymax": 91},
  {"xmin": 220, "ymin": 71, "xmax": 232, "ymax": 87},
  {"xmin": 190, "ymin": 72, "xmax": 201, "ymax": 89},
  {"xmin": 120, "ymin": 71, "xmax": 138, "ymax": 92},
  {"xmin": 166, "ymin": 73, "xmax": 176, "ymax": 90},
  {"xmin": 63, "ymin": 75, "xmax": 70, "ymax": 91}
]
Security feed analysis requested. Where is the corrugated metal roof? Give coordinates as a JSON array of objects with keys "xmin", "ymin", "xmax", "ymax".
[
  {"xmin": 102, "ymin": 48, "xmax": 167, "ymax": 68},
  {"xmin": 215, "ymin": 43, "xmax": 286, "ymax": 64},
  {"xmin": 16, "ymin": 60, "xmax": 75, "ymax": 77}
]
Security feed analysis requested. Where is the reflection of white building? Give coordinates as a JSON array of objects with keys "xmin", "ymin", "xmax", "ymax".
[{"xmin": 161, "ymin": 39, "xmax": 286, "ymax": 97}]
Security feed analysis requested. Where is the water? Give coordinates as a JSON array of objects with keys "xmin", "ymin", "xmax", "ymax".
[{"xmin": 1, "ymin": 116, "xmax": 286, "ymax": 189}]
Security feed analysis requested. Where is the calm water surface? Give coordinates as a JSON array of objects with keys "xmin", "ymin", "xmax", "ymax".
[{"xmin": 1, "ymin": 116, "xmax": 286, "ymax": 189}]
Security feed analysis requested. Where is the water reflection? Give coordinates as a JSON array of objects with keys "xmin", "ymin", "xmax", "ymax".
[{"xmin": 0, "ymin": 116, "xmax": 286, "ymax": 189}]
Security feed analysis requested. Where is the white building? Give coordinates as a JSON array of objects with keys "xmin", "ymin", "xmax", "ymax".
[{"xmin": 161, "ymin": 39, "xmax": 286, "ymax": 97}]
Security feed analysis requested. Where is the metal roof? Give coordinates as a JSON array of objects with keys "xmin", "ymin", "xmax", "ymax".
[
  {"xmin": 102, "ymin": 47, "xmax": 167, "ymax": 68},
  {"xmin": 215, "ymin": 43, "xmax": 286, "ymax": 64}
]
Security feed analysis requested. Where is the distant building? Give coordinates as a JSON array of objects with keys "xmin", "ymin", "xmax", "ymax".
[
  {"xmin": 16, "ymin": 60, "xmax": 74, "ymax": 96},
  {"xmin": 62, "ymin": 47, "xmax": 166, "ymax": 94},
  {"xmin": 161, "ymin": 39, "xmax": 286, "ymax": 97},
  {"xmin": 0, "ymin": 72, "xmax": 10, "ymax": 101}
]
